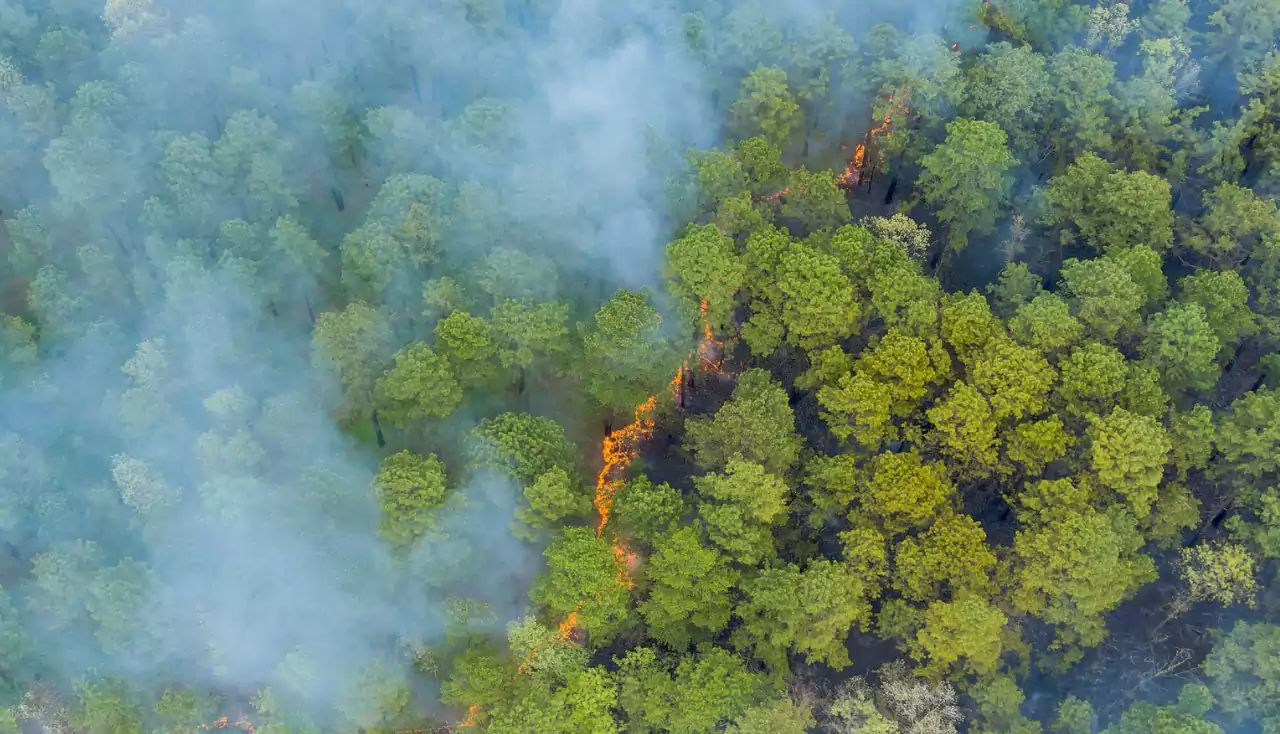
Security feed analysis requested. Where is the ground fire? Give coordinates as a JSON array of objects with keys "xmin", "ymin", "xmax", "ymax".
[
  {"xmin": 484, "ymin": 301, "xmax": 726, "ymax": 726},
  {"xmin": 837, "ymin": 92, "xmax": 907, "ymax": 192}
]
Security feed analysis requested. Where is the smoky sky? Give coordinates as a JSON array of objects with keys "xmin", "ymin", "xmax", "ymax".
[{"xmin": 0, "ymin": 0, "xmax": 977, "ymax": 721}]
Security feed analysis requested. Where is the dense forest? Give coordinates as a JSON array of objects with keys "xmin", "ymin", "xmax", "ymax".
[{"xmin": 1, "ymin": 0, "xmax": 1280, "ymax": 731}]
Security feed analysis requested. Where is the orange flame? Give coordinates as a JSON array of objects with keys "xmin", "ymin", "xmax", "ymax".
[
  {"xmin": 670, "ymin": 359, "xmax": 689, "ymax": 407},
  {"xmin": 556, "ymin": 610, "xmax": 580, "ymax": 640},
  {"xmin": 595, "ymin": 394, "xmax": 657, "ymax": 591},
  {"xmin": 696, "ymin": 300, "xmax": 724, "ymax": 372},
  {"xmin": 460, "ymin": 705, "xmax": 479, "ymax": 728},
  {"xmin": 516, "ymin": 297, "xmax": 726, "ymax": 688},
  {"xmin": 837, "ymin": 93, "xmax": 906, "ymax": 191}
]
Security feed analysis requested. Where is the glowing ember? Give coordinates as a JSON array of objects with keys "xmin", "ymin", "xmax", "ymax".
[
  {"xmin": 193, "ymin": 717, "xmax": 255, "ymax": 734},
  {"xmin": 670, "ymin": 360, "xmax": 689, "ymax": 407},
  {"xmin": 696, "ymin": 300, "xmax": 724, "ymax": 371},
  {"xmin": 754, "ymin": 186, "xmax": 791, "ymax": 202},
  {"xmin": 950, "ymin": 42, "xmax": 959, "ymax": 50}
]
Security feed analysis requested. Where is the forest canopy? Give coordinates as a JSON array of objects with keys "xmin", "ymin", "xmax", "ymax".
[{"xmin": 1, "ymin": 0, "xmax": 1280, "ymax": 732}]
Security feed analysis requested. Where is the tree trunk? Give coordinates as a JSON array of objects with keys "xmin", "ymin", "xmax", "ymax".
[
  {"xmin": 304, "ymin": 293, "xmax": 317, "ymax": 325},
  {"xmin": 883, "ymin": 178, "xmax": 898, "ymax": 205},
  {"xmin": 371, "ymin": 409, "xmax": 387, "ymax": 448},
  {"xmin": 409, "ymin": 65, "xmax": 422, "ymax": 105}
]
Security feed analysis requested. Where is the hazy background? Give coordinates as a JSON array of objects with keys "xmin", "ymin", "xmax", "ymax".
[{"xmin": 0, "ymin": 0, "xmax": 986, "ymax": 724}]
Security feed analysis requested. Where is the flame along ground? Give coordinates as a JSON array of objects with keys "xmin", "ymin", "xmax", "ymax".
[
  {"xmin": 836, "ymin": 92, "xmax": 908, "ymax": 191},
  {"xmin": 500, "ymin": 300, "xmax": 725, "ymax": 711},
  {"xmin": 752, "ymin": 93, "xmax": 906, "ymax": 205}
]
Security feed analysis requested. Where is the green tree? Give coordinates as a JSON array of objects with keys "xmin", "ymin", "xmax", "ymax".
[
  {"xmin": 639, "ymin": 523, "xmax": 738, "ymax": 649},
  {"xmin": 615, "ymin": 647, "xmax": 765, "ymax": 734},
  {"xmin": 374, "ymin": 450, "xmax": 449, "ymax": 549},
  {"xmin": 507, "ymin": 615, "xmax": 591, "ymax": 684},
  {"xmin": 1177, "ymin": 542, "xmax": 1258, "ymax": 608},
  {"xmin": 1102, "ymin": 684, "xmax": 1220, "ymax": 734},
  {"xmin": 991, "ymin": 262, "xmax": 1046, "ymax": 318},
  {"xmin": 725, "ymin": 696, "xmax": 815, "ymax": 734},
  {"xmin": 893, "ymin": 512, "xmax": 997, "ymax": 603},
  {"xmin": 1168, "ymin": 405, "xmax": 1215, "ymax": 479},
  {"xmin": 968, "ymin": 675, "xmax": 1042, "ymax": 734},
  {"xmin": 858, "ymin": 451, "xmax": 955, "ymax": 533},
  {"xmin": 743, "ymin": 235, "xmax": 861, "ymax": 355},
  {"xmin": 1090, "ymin": 407, "xmax": 1171, "ymax": 517},
  {"xmin": 695, "ymin": 458, "xmax": 789, "ymax": 566},
  {"xmin": 969, "ymin": 335, "xmax": 1057, "ymax": 422},
  {"xmin": 1005, "ymin": 416, "xmax": 1075, "ymax": 475},
  {"xmin": 778, "ymin": 167, "xmax": 849, "ymax": 233},
  {"xmin": 963, "ymin": 42, "xmax": 1050, "ymax": 161},
  {"xmin": 470, "ymin": 413, "xmax": 576, "ymax": 484},
  {"xmin": 1011, "ymin": 478, "xmax": 1156, "ymax": 650},
  {"xmin": 68, "ymin": 679, "xmax": 143, "ymax": 734},
  {"xmin": 1178, "ymin": 270, "xmax": 1257, "ymax": 357},
  {"xmin": 311, "ymin": 302, "xmax": 395, "ymax": 422},
  {"xmin": 734, "ymin": 136, "xmax": 789, "ymax": 197},
  {"xmin": 153, "ymin": 688, "xmax": 220, "ymax": 734},
  {"xmin": 1106, "ymin": 244, "xmax": 1170, "ymax": 310},
  {"xmin": 1052, "ymin": 697, "xmax": 1094, "ymax": 734},
  {"xmin": 582, "ymin": 290, "xmax": 679, "ymax": 415},
  {"xmin": 914, "ymin": 592, "xmax": 1007, "ymax": 676},
  {"xmin": 818, "ymin": 371, "xmax": 895, "ymax": 448},
  {"xmin": 1215, "ymin": 389, "xmax": 1280, "ymax": 480},
  {"xmin": 664, "ymin": 224, "xmax": 746, "ymax": 335},
  {"xmin": 530, "ymin": 527, "xmax": 632, "ymax": 643},
  {"xmin": 1140, "ymin": 303, "xmax": 1221, "ymax": 392},
  {"xmin": 1206, "ymin": 0, "xmax": 1280, "ymax": 77},
  {"xmin": 611, "ymin": 475, "xmax": 684, "ymax": 545},
  {"xmin": 516, "ymin": 467, "xmax": 591, "ymax": 538},
  {"xmin": 915, "ymin": 119, "xmax": 1016, "ymax": 252},
  {"xmin": 373, "ymin": 343, "xmax": 462, "ymax": 429},
  {"xmin": 1060, "ymin": 257, "xmax": 1145, "ymax": 343},
  {"xmin": 729, "ymin": 66, "xmax": 804, "ymax": 149},
  {"xmin": 927, "ymin": 381, "xmax": 1000, "ymax": 477},
  {"xmin": 1057, "ymin": 341, "xmax": 1128, "ymax": 417},
  {"xmin": 490, "ymin": 299, "xmax": 571, "ymax": 378},
  {"xmin": 1184, "ymin": 183, "xmax": 1280, "ymax": 268},
  {"xmin": 940, "ymin": 290, "xmax": 1003, "ymax": 364},
  {"xmin": 434, "ymin": 310, "xmax": 499, "ymax": 389},
  {"xmin": 27, "ymin": 539, "xmax": 102, "ymax": 630},
  {"xmin": 340, "ymin": 174, "xmax": 449, "ymax": 309},
  {"xmin": 1045, "ymin": 47, "xmax": 1117, "ymax": 163},
  {"xmin": 734, "ymin": 559, "xmax": 873, "ymax": 670},
  {"xmin": 1009, "ymin": 294, "xmax": 1084, "ymax": 354},
  {"xmin": 1205, "ymin": 622, "xmax": 1280, "ymax": 732},
  {"xmin": 1040, "ymin": 152, "xmax": 1174, "ymax": 253},
  {"xmin": 685, "ymin": 149, "xmax": 748, "ymax": 214},
  {"xmin": 685, "ymin": 369, "xmax": 802, "ymax": 476},
  {"xmin": 854, "ymin": 328, "xmax": 950, "ymax": 416}
]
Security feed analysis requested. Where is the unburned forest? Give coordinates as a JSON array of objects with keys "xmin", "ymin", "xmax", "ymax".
[{"xmin": 0, "ymin": 0, "xmax": 1279, "ymax": 733}]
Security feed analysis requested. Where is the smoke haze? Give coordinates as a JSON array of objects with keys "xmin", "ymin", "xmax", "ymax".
[{"xmin": 0, "ymin": 0, "xmax": 979, "ymax": 724}]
